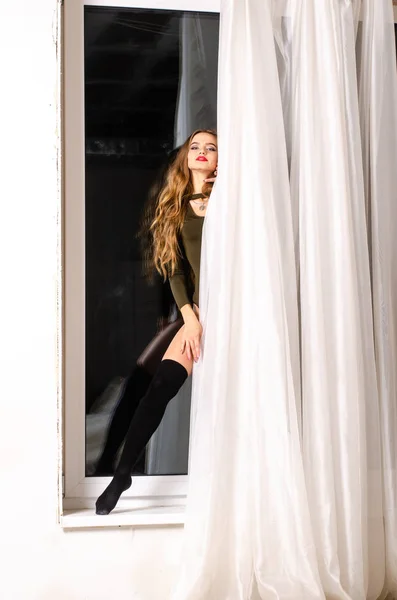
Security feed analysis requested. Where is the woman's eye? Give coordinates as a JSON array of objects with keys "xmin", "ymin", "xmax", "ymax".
[
  {"xmin": 207, "ymin": 147, "xmax": 217, "ymax": 152},
  {"xmin": 191, "ymin": 145, "xmax": 199, "ymax": 150}
]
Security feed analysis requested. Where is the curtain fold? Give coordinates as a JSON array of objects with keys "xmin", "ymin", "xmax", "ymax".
[
  {"xmin": 174, "ymin": 0, "xmax": 322, "ymax": 597},
  {"xmin": 173, "ymin": 1, "xmax": 397, "ymax": 598},
  {"xmin": 357, "ymin": 0, "xmax": 397, "ymax": 595},
  {"xmin": 288, "ymin": 0, "xmax": 385, "ymax": 597}
]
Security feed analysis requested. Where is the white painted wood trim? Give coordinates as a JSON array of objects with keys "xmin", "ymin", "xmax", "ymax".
[
  {"xmin": 62, "ymin": 505, "xmax": 185, "ymax": 528},
  {"xmin": 83, "ymin": 0, "xmax": 219, "ymax": 10},
  {"xmin": 63, "ymin": 0, "xmax": 219, "ymax": 510},
  {"xmin": 56, "ymin": 0, "xmax": 64, "ymax": 524},
  {"xmin": 64, "ymin": 474, "xmax": 189, "ymax": 503},
  {"xmin": 64, "ymin": 0, "xmax": 87, "ymax": 500}
]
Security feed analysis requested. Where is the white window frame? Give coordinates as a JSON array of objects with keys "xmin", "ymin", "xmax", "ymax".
[
  {"xmin": 62, "ymin": 0, "xmax": 220, "ymax": 526},
  {"xmin": 61, "ymin": 0, "xmax": 397, "ymax": 528}
]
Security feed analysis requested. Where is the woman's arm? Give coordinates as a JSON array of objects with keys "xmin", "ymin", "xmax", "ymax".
[
  {"xmin": 168, "ymin": 265, "xmax": 202, "ymax": 362},
  {"xmin": 168, "ymin": 265, "xmax": 192, "ymax": 313}
]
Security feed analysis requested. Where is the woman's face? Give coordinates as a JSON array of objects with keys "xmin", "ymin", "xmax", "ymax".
[{"xmin": 187, "ymin": 132, "xmax": 218, "ymax": 174}]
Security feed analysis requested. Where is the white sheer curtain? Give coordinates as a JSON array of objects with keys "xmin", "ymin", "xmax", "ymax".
[
  {"xmin": 288, "ymin": 1, "xmax": 385, "ymax": 598},
  {"xmin": 173, "ymin": 1, "xmax": 397, "ymax": 599},
  {"xmin": 357, "ymin": 2, "xmax": 397, "ymax": 593},
  {"xmin": 174, "ymin": 13, "xmax": 218, "ymax": 145}
]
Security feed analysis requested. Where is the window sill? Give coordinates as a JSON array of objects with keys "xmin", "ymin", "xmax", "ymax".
[{"xmin": 61, "ymin": 505, "xmax": 186, "ymax": 529}]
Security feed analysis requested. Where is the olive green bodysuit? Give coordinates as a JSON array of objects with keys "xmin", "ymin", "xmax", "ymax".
[{"xmin": 168, "ymin": 203, "xmax": 204, "ymax": 309}]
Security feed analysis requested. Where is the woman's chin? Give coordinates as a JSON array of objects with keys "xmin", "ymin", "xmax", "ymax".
[{"xmin": 190, "ymin": 165, "xmax": 214, "ymax": 177}]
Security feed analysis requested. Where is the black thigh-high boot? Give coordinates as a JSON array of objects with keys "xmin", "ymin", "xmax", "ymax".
[
  {"xmin": 94, "ymin": 319, "xmax": 183, "ymax": 475},
  {"xmin": 95, "ymin": 359, "xmax": 188, "ymax": 515},
  {"xmin": 94, "ymin": 365, "xmax": 153, "ymax": 475}
]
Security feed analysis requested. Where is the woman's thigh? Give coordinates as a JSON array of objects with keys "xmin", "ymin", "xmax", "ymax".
[
  {"xmin": 162, "ymin": 325, "xmax": 193, "ymax": 376},
  {"xmin": 137, "ymin": 317, "xmax": 183, "ymax": 376}
]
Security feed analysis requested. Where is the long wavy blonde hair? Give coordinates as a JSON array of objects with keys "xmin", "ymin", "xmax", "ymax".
[{"xmin": 150, "ymin": 129, "xmax": 217, "ymax": 279}]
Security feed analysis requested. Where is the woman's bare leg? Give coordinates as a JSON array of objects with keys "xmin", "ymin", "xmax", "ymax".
[{"xmin": 162, "ymin": 325, "xmax": 194, "ymax": 373}]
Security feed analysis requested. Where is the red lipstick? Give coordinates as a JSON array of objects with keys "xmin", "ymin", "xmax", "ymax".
[{"xmin": 196, "ymin": 156, "xmax": 208, "ymax": 162}]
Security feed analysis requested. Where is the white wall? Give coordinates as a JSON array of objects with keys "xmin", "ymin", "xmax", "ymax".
[
  {"xmin": 2, "ymin": 2, "xmax": 396, "ymax": 599},
  {"xmin": 0, "ymin": 2, "xmax": 183, "ymax": 599}
]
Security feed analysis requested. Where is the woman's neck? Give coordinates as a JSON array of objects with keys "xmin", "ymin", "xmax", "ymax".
[{"xmin": 191, "ymin": 170, "xmax": 211, "ymax": 194}]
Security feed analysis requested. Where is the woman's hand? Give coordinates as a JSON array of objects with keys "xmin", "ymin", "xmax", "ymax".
[
  {"xmin": 180, "ymin": 305, "xmax": 202, "ymax": 362},
  {"xmin": 204, "ymin": 167, "xmax": 217, "ymax": 184}
]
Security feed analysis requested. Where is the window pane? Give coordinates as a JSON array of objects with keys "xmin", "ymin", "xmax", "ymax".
[{"xmin": 84, "ymin": 7, "xmax": 219, "ymax": 476}]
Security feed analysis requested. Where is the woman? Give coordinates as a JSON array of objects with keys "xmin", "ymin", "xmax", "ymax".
[{"xmin": 95, "ymin": 129, "xmax": 218, "ymax": 515}]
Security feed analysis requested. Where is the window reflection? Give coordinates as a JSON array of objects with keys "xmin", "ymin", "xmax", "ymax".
[{"xmin": 84, "ymin": 7, "xmax": 219, "ymax": 476}]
